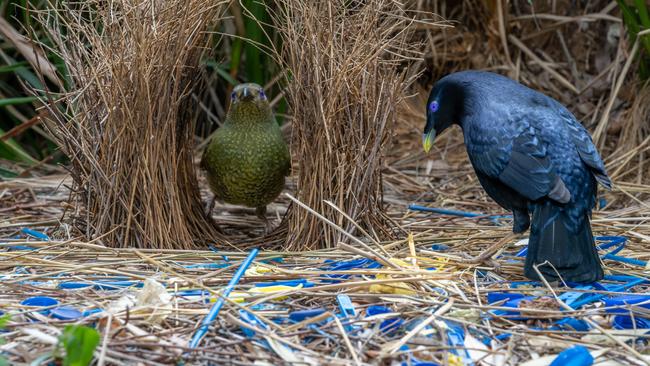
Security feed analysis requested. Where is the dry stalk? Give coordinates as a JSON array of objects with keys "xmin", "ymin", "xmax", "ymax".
[
  {"xmin": 272, "ymin": 0, "xmax": 425, "ymax": 250},
  {"xmin": 37, "ymin": 0, "xmax": 228, "ymax": 248}
]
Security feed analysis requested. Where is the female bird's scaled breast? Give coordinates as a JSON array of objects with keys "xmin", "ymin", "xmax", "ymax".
[{"xmin": 204, "ymin": 124, "xmax": 289, "ymax": 208}]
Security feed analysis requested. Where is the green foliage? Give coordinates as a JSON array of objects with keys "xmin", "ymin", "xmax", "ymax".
[
  {"xmin": 0, "ymin": 0, "xmax": 64, "ymax": 171},
  {"xmin": 617, "ymin": 0, "xmax": 650, "ymax": 81},
  {"xmin": 0, "ymin": 313, "xmax": 10, "ymax": 366},
  {"xmin": 58, "ymin": 325, "xmax": 100, "ymax": 366}
]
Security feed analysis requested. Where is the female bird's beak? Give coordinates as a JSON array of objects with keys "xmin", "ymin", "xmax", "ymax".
[{"xmin": 422, "ymin": 129, "xmax": 436, "ymax": 153}]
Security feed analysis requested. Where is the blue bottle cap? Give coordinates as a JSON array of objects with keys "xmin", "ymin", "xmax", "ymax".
[
  {"xmin": 21, "ymin": 296, "xmax": 59, "ymax": 307},
  {"xmin": 50, "ymin": 306, "xmax": 83, "ymax": 320},
  {"xmin": 550, "ymin": 345, "xmax": 593, "ymax": 366}
]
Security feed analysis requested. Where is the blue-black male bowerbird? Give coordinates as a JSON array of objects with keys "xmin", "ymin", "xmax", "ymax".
[{"xmin": 423, "ymin": 71, "xmax": 611, "ymax": 283}]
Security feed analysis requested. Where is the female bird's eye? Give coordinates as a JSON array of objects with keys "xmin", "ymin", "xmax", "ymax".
[
  {"xmin": 259, "ymin": 90, "xmax": 266, "ymax": 100},
  {"xmin": 230, "ymin": 91, "xmax": 236, "ymax": 101},
  {"xmin": 429, "ymin": 101, "xmax": 439, "ymax": 113}
]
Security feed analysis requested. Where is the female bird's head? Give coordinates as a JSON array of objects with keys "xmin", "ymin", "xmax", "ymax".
[
  {"xmin": 228, "ymin": 83, "xmax": 272, "ymax": 123},
  {"xmin": 422, "ymin": 77, "xmax": 466, "ymax": 153}
]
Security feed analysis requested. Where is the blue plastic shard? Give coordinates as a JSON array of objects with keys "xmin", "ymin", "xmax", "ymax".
[
  {"xmin": 21, "ymin": 228, "xmax": 50, "ymax": 241},
  {"xmin": 550, "ymin": 346, "xmax": 593, "ymax": 366},
  {"xmin": 366, "ymin": 305, "xmax": 403, "ymax": 335},
  {"xmin": 255, "ymin": 279, "xmax": 314, "ymax": 288},
  {"xmin": 289, "ymin": 308, "xmax": 326, "ymax": 323},
  {"xmin": 445, "ymin": 321, "xmax": 474, "ymax": 366},
  {"xmin": 239, "ymin": 309, "xmax": 269, "ymax": 338},
  {"xmin": 612, "ymin": 315, "xmax": 650, "ymax": 329},
  {"xmin": 604, "ymin": 294, "xmax": 650, "ymax": 314}
]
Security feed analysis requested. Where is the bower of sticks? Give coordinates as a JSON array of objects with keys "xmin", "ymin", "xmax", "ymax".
[{"xmin": 1, "ymin": 0, "xmax": 649, "ymax": 365}]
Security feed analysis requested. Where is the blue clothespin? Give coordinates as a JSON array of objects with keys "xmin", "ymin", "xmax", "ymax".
[
  {"xmin": 337, "ymin": 294, "xmax": 357, "ymax": 332},
  {"xmin": 189, "ymin": 248, "xmax": 259, "ymax": 349}
]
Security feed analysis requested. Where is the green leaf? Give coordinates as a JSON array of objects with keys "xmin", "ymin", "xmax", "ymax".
[
  {"xmin": 59, "ymin": 325, "xmax": 100, "ymax": 366},
  {"xmin": 0, "ymin": 127, "xmax": 37, "ymax": 164},
  {"xmin": 0, "ymin": 96, "xmax": 40, "ymax": 107},
  {"xmin": 0, "ymin": 314, "xmax": 10, "ymax": 329}
]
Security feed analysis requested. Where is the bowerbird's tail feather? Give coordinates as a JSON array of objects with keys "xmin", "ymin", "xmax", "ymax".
[{"xmin": 524, "ymin": 202, "xmax": 603, "ymax": 283}]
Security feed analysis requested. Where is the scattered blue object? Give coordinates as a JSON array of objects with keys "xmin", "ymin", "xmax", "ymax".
[
  {"xmin": 189, "ymin": 248, "xmax": 259, "ymax": 349},
  {"xmin": 82, "ymin": 308, "xmax": 104, "ymax": 317},
  {"xmin": 612, "ymin": 315, "xmax": 650, "ymax": 330},
  {"xmin": 429, "ymin": 244, "xmax": 450, "ymax": 252},
  {"xmin": 487, "ymin": 292, "xmax": 525, "ymax": 304},
  {"xmin": 408, "ymin": 205, "xmax": 509, "ymax": 225},
  {"xmin": 604, "ymin": 294, "xmax": 650, "ymax": 314},
  {"xmin": 93, "ymin": 280, "xmax": 143, "ymax": 290},
  {"xmin": 550, "ymin": 345, "xmax": 593, "ymax": 366},
  {"xmin": 21, "ymin": 228, "xmax": 50, "ymax": 241},
  {"xmin": 337, "ymin": 294, "xmax": 356, "ymax": 332},
  {"xmin": 21, "ymin": 296, "xmax": 59, "ymax": 316},
  {"xmin": 58, "ymin": 282, "xmax": 93, "ymax": 290},
  {"xmin": 366, "ymin": 305, "xmax": 403, "ymax": 335},
  {"xmin": 289, "ymin": 308, "xmax": 327, "ymax": 322},
  {"xmin": 21, "ymin": 296, "xmax": 58, "ymax": 307},
  {"xmin": 554, "ymin": 317, "xmax": 590, "ymax": 332},
  {"xmin": 445, "ymin": 321, "xmax": 473, "ymax": 366},
  {"xmin": 239, "ymin": 309, "xmax": 269, "ymax": 338},
  {"xmin": 183, "ymin": 263, "xmax": 230, "ymax": 270},
  {"xmin": 255, "ymin": 279, "xmax": 313, "ymax": 288},
  {"xmin": 50, "ymin": 306, "xmax": 83, "ymax": 320}
]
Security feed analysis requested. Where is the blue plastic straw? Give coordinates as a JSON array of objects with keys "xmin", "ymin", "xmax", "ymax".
[{"xmin": 189, "ymin": 248, "xmax": 259, "ymax": 349}]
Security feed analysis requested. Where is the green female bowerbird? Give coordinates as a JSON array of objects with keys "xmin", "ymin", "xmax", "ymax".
[{"xmin": 201, "ymin": 83, "xmax": 290, "ymax": 230}]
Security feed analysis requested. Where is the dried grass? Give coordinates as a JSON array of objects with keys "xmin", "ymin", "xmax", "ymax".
[
  {"xmin": 37, "ymin": 0, "xmax": 228, "ymax": 249},
  {"xmin": 271, "ymin": 0, "xmax": 426, "ymax": 250}
]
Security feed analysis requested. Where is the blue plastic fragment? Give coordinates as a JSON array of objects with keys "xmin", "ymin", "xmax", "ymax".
[
  {"xmin": 366, "ymin": 305, "xmax": 403, "ymax": 335},
  {"xmin": 183, "ymin": 263, "xmax": 230, "ymax": 269},
  {"xmin": 612, "ymin": 315, "xmax": 650, "ymax": 329},
  {"xmin": 604, "ymin": 294, "xmax": 650, "ymax": 314},
  {"xmin": 487, "ymin": 292, "xmax": 525, "ymax": 304},
  {"xmin": 58, "ymin": 282, "xmax": 93, "ymax": 290},
  {"xmin": 255, "ymin": 279, "xmax": 313, "ymax": 288},
  {"xmin": 571, "ymin": 278, "xmax": 647, "ymax": 309},
  {"xmin": 445, "ymin": 321, "xmax": 473, "ymax": 365},
  {"xmin": 50, "ymin": 306, "xmax": 83, "ymax": 320},
  {"xmin": 430, "ymin": 244, "xmax": 450, "ymax": 251},
  {"xmin": 550, "ymin": 345, "xmax": 593, "ymax": 366},
  {"xmin": 554, "ymin": 317, "xmax": 590, "ymax": 332},
  {"xmin": 93, "ymin": 280, "xmax": 143, "ymax": 290},
  {"xmin": 289, "ymin": 308, "xmax": 327, "ymax": 322},
  {"xmin": 239, "ymin": 309, "xmax": 269, "ymax": 338},
  {"xmin": 408, "ymin": 205, "xmax": 510, "ymax": 225},
  {"xmin": 6, "ymin": 245, "xmax": 37, "ymax": 251},
  {"xmin": 21, "ymin": 228, "xmax": 50, "ymax": 241},
  {"xmin": 598, "ymin": 198, "xmax": 607, "ymax": 209},
  {"xmin": 82, "ymin": 308, "xmax": 104, "ymax": 317}
]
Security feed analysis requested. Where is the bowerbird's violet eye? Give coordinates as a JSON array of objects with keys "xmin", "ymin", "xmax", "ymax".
[
  {"xmin": 429, "ymin": 101, "xmax": 439, "ymax": 113},
  {"xmin": 259, "ymin": 90, "xmax": 266, "ymax": 100},
  {"xmin": 231, "ymin": 91, "xmax": 236, "ymax": 101}
]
